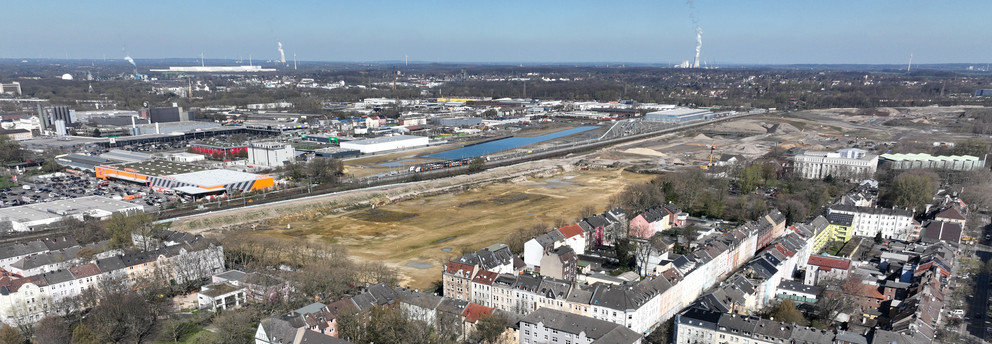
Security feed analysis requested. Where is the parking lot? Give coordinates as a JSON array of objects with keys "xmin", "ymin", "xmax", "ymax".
[{"xmin": 2, "ymin": 172, "xmax": 183, "ymax": 212}]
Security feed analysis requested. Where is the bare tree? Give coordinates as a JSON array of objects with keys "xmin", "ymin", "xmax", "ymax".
[
  {"xmin": 815, "ymin": 277, "xmax": 860, "ymax": 322},
  {"xmin": 32, "ymin": 315, "xmax": 71, "ymax": 344},
  {"xmin": 633, "ymin": 237, "xmax": 661, "ymax": 277}
]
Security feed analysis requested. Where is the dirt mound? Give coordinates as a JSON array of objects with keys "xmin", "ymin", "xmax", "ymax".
[
  {"xmin": 773, "ymin": 122, "xmax": 802, "ymax": 135},
  {"xmin": 694, "ymin": 133, "xmax": 712, "ymax": 141},
  {"xmin": 623, "ymin": 148, "xmax": 666, "ymax": 157}
]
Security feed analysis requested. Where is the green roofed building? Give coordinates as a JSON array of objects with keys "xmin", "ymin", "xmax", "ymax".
[{"xmin": 879, "ymin": 153, "xmax": 986, "ymax": 171}]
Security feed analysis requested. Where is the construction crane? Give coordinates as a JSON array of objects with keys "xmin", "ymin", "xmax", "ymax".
[{"xmin": 708, "ymin": 145, "xmax": 717, "ymax": 166}]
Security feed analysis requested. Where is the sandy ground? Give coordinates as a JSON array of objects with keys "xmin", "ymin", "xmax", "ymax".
[{"xmin": 230, "ymin": 169, "xmax": 654, "ymax": 289}]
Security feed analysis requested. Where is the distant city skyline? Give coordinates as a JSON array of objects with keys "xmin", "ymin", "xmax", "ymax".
[{"xmin": 3, "ymin": 1, "xmax": 990, "ymax": 65}]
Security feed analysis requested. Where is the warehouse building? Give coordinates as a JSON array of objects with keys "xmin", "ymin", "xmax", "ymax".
[
  {"xmin": 94, "ymin": 160, "xmax": 274, "ymax": 194},
  {"xmin": 247, "ymin": 142, "xmax": 296, "ymax": 167},
  {"xmin": 0, "ymin": 196, "xmax": 143, "ymax": 232},
  {"xmin": 879, "ymin": 153, "xmax": 986, "ymax": 171},
  {"xmin": 645, "ymin": 108, "xmax": 714, "ymax": 123},
  {"xmin": 339, "ymin": 135, "xmax": 429, "ymax": 154}
]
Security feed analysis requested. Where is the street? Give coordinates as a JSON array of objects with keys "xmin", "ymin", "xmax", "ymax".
[{"xmin": 965, "ymin": 248, "xmax": 991, "ymax": 338}]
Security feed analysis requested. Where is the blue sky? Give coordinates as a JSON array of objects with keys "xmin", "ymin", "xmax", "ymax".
[{"xmin": 3, "ymin": 0, "xmax": 990, "ymax": 64}]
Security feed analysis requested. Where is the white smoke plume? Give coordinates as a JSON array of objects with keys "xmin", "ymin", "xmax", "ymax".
[
  {"xmin": 277, "ymin": 42, "xmax": 286, "ymax": 64},
  {"xmin": 124, "ymin": 55, "xmax": 136, "ymax": 67},
  {"xmin": 686, "ymin": 0, "xmax": 702, "ymax": 68},
  {"xmin": 694, "ymin": 26, "xmax": 702, "ymax": 68}
]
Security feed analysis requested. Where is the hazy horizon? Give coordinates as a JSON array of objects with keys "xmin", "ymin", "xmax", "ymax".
[{"xmin": 3, "ymin": 1, "xmax": 990, "ymax": 65}]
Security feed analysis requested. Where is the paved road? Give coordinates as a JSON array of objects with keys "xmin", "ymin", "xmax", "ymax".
[{"xmin": 966, "ymin": 248, "xmax": 991, "ymax": 338}]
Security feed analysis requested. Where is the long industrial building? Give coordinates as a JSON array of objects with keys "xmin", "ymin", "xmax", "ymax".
[
  {"xmin": 94, "ymin": 160, "xmax": 275, "ymax": 195},
  {"xmin": 879, "ymin": 153, "xmax": 986, "ymax": 171},
  {"xmin": 644, "ymin": 108, "xmax": 714, "ymax": 123},
  {"xmin": 339, "ymin": 135, "xmax": 429, "ymax": 154},
  {"xmin": 0, "ymin": 196, "xmax": 143, "ymax": 232}
]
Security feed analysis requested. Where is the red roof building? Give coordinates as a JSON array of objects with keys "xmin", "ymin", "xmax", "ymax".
[
  {"xmin": 461, "ymin": 303, "xmax": 495, "ymax": 323},
  {"xmin": 807, "ymin": 256, "xmax": 852, "ymax": 271}
]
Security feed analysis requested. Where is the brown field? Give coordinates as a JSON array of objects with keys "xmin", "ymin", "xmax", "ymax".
[{"xmin": 246, "ymin": 169, "xmax": 654, "ymax": 289}]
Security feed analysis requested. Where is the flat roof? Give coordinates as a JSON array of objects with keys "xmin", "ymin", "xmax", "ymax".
[
  {"xmin": 646, "ymin": 108, "xmax": 712, "ymax": 116},
  {"xmin": 100, "ymin": 149, "xmax": 153, "ymax": 163},
  {"xmin": 174, "ymin": 186, "xmax": 225, "ymax": 195},
  {"xmin": 169, "ymin": 169, "xmax": 266, "ymax": 187},
  {"xmin": 880, "ymin": 153, "xmax": 980, "ymax": 161},
  {"xmin": 0, "ymin": 196, "xmax": 142, "ymax": 224},
  {"xmin": 111, "ymin": 160, "xmax": 208, "ymax": 176}
]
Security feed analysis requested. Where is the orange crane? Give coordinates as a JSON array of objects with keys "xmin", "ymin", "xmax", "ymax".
[{"xmin": 708, "ymin": 145, "xmax": 717, "ymax": 166}]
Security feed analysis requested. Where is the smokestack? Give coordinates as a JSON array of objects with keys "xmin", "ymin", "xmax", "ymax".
[
  {"xmin": 155, "ymin": 122, "xmax": 160, "ymax": 134},
  {"xmin": 131, "ymin": 116, "xmax": 136, "ymax": 128},
  {"xmin": 693, "ymin": 26, "xmax": 702, "ymax": 68}
]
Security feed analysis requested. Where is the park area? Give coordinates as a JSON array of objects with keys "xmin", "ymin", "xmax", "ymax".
[{"xmin": 242, "ymin": 168, "xmax": 654, "ymax": 289}]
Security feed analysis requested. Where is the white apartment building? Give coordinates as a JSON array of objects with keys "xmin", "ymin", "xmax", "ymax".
[
  {"xmin": 792, "ymin": 148, "xmax": 878, "ymax": 180},
  {"xmin": 827, "ymin": 205, "xmax": 915, "ymax": 240}
]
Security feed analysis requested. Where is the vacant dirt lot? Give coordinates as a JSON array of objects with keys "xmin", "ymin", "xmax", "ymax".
[{"xmin": 243, "ymin": 169, "xmax": 653, "ymax": 289}]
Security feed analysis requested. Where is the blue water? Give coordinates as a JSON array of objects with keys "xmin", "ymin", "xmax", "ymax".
[{"xmin": 425, "ymin": 126, "xmax": 598, "ymax": 160}]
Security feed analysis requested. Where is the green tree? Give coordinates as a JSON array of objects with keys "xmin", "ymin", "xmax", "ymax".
[
  {"xmin": 0, "ymin": 135, "xmax": 25, "ymax": 163},
  {"xmin": 104, "ymin": 212, "xmax": 156, "ymax": 250},
  {"xmin": 738, "ymin": 164, "xmax": 764, "ymax": 194},
  {"xmin": 770, "ymin": 299, "xmax": 808, "ymax": 326},
  {"xmin": 467, "ymin": 157, "xmax": 486, "ymax": 173},
  {"xmin": 887, "ymin": 171, "xmax": 937, "ymax": 212},
  {"xmin": 91, "ymin": 128, "xmax": 102, "ymax": 137}
]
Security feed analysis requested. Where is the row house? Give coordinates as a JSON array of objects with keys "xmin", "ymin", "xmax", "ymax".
[
  {"xmin": 444, "ymin": 210, "xmax": 791, "ymax": 336},
  {"xmin": 578, "ymin": 208, "xmax": 626, "ymax": 247},
  {"xmin": 523, "ymin": 231, "xmax": 565, "ymax": 269},
  {"xmin": 674, "ymin": 307, "xmax": 871, "ymax": 344},
  {"xmin": 450, "ymin": 243, "xmax": 515, "ymax": 275},
  {"xmin": 0, "ymin": 238, "xmax": 225, "ymax": 325},
  {"xmin": 629, "ymin": 204, "xmax": 684, "ymax": 239},
  {"xmin": 519, "ymin": 308, "xmax": 642, "ymax": 344}
]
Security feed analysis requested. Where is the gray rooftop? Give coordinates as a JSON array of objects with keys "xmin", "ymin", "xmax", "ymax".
[
  {"xmin": 521, "ymin": 308, "xmax": 641, "ymax": 343},
  {"xmin": 0, "ymin": 196, "xmax": 142, "ymax": 225}
]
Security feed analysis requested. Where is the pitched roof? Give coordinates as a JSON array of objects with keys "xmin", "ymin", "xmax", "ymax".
[
  {"xmin": 461, "ymin": 303, "xmax": 494, "ymax": 323},
  {"xmin": 444, "ymin": 262, "xmax": 475, "ymax": 278},
  {"xmin": 521, "ymin": 308, "xmax": 641, "ymax": 343},
  {"xmin": 556, "ymin": 224, "xmax": 585, "ymax": 239},
  {"xmin": 471, "ymin": 270, "xmax": 498, "ymax": 286},
  {"xmin": 69, "ymin": 263, "xmax": 101, "ymax": 279},
  {"xmin": 807, "ymin": 255, "xmax": 851, "ymax": 271},
  {"xmin": 935, "ymin": 206, "xmax": 966, "ymax": 220},
  {"xmin": 921, "ymin": 221, "xmax": 963, "ymax": 243}
]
